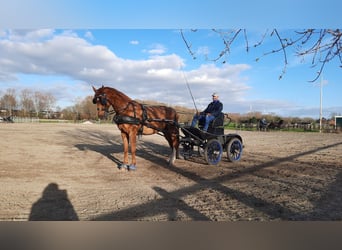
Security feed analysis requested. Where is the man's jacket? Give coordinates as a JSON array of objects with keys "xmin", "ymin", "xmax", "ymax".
[{"xmin": 202, "ymin": 101, "xmax": 223, "ymax": 117}]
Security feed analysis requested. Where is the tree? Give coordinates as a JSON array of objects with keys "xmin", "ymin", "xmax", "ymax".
[
  {"xmin": 20, "ymin": 89, "xmax": 34, "ymax": 116},
  {"xmin": 33, "ymin": 91, "xmax": 46, "ymax": 117},
  {"xmin": 80, "ymin": 96, "xmax": 97, "ymax": 120},
  {"xmin": 45, "ymin": 93, "xmax": 56, "ymax": 118},
  {"xmin": 32, "ymin": 91, "xmax": 56, "ymax": 117},
  {"xmin": 181, "ymin": 29, "xmax": 341, "ymax": 82},
  {"xmin": 0, "ymin": 88, "xmax": 17, "ymax": 116},
  {"xmin": 61, "ymin": 106, "xmax": 77, "ymax": 120},
  {"xmin": 72, "ymin": 97, "xmax": 83, "ymax": 121}
]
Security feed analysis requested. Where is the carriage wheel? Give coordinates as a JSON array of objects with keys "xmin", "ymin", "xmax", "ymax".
[
  {"xmin": 204, "ymin": 139, "xmax": 223, "ymax": 165},
  {"xmin": 226, "ymin": 137, "xmax": 243, "ymax": 162}
]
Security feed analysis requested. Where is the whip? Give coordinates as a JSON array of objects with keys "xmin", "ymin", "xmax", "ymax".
[{"xmin": 181, "ymin": 69, "xmax": 198, "ymax": 113}]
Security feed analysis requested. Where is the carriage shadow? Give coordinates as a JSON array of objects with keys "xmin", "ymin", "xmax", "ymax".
[
  {"xmin": 91, "ymin": 139, "xmax": 342, "ymax": 221},
  {"xmin": 305, "ymin": 170, "xmax": 342, "ymax": 220},
  {"xmin": 63, "ymin": 128, "xmax": 342, "ymax": 220}
]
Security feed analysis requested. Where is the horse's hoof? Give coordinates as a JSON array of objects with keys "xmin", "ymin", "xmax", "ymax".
[
  {"xmin": 177, "ymin": 154, "xmax": 184, "ymax": 160},
  {"xmin": 128, "ymin": 165, "xmax": 137, "ymax": 171},
  {"xmin": 168, "ymin": 161, "xmax": 176, "ymax": 167},
  {"xmin": 118, "ymin": 164, "xmax": 128, "ymax": 170}
]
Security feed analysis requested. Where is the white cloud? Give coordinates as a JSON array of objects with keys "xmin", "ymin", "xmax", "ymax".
[
  {"xmin": 129, "ymin": 40, "xmax": 139, "ymax": 45},
  {"xmin": 146, "ymin": 43, "xmax": 167, "ymax": 55},
  {"xmin": 196, "ymin": 46, "xmax": 210, "ymax": 58},
  {"xmin": 5, "ymin": 29, "xmax": 55, "ymax": 42},
  {"xmin": 0, "ymin": 29, "xmax": 256, "ymax": 113},
  {"xmin": 84, "ymin": 31, "xmax": 94, "ymax": 40}
]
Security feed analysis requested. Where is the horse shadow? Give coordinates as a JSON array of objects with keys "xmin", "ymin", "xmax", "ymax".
[
  {"xmin": 68, "ymin": 128, "xmax": 173, "ymax": 169},
  {"xmin": 60, "ymin": 128, "xmax": 123, "ymax": 168},
  {"xmin": 75, "ymin": 139, "xmax": 178, "ymax": 169},
  {"xmin": 75, "ymin": 143, "xmax": 124, "ymax": 167},
  {"xmin": 29, "ymin": 183, "xmax": 79, "ymax": 221}
]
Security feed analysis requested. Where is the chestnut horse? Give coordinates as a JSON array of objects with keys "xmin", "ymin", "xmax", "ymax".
[{"xmin": 92, "ymin": 85, "xmax": 180, "ymax": 170}]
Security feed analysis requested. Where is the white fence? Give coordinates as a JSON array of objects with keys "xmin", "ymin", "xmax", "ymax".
[
  {"xmin": 10, "ymin": 117, "xmax": 78, "ymax": 124},
  {"xmin": 12, "ymin": 117, "xmax": 40, "ymax": 123}
]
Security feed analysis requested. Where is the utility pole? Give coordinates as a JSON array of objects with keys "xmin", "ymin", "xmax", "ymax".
[{"xmin": 319, "ymin": 74, "xmax": 323, "ymax": 133}]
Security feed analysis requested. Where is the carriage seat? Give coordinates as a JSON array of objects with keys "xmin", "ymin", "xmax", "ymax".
[{"xmin": 198, "ymin": 112, "xmax": 225, "ymax": 135}]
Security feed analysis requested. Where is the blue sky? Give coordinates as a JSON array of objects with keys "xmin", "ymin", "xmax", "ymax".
[{"xmin": 0, "ymin": 1, "xmax": 341, "ymax": 118}]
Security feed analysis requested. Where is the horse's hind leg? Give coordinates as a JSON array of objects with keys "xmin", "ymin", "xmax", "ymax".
[
  {"xmin": 165, "ymin": 129, "xmax": 179, "ymax": 166},
  {"xmin": 168, "ymin": 147, "xmax": 177, "ymax": 166}
]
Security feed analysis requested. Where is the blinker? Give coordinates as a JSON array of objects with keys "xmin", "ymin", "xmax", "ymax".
[
  {"xmin": 93, "ymin": 95, "xmax": 107, "ymax": 105},
  {"xmin": 101, "ymin": 96, "xmax": 107, "ymax": 105}
]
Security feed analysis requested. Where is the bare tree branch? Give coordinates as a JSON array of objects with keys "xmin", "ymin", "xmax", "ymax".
[
  {"xmin": 180, "ymin": 29, "xmax": 197, "ymax": 60},
  {"xmin": 243, "ymin": 29, "xmax": 249, "ymax": 53},
  {"xmin": 274, "ymin": 29, "xmax": 288, "ymax": 80},
  {"xmin": 180, "ymin": 29, "xmax": 342, "ymax": 82}
]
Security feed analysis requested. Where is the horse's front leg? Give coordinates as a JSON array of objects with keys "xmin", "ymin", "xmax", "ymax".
[
  {"xmin": 128, "ymin": 129, "xmax": 137, "ymax": 170},
  {"xmin": 120, "ymin": 132, "xmax": 130, "ymax": 169}
]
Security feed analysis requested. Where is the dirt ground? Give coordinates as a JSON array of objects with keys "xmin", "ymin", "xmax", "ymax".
[{"xmin": 0, "ymin": 123, "xmax": 341, "ymax": 221}]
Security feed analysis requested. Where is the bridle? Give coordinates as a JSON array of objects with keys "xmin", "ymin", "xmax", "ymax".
[
  {"xmin": 92, "ymin": 93, "xmax": 115, "ymax": 117},
  {"xmin": 93, "ymin": 93, "xmax": 107, "ymax": 108},
  {"xmin": 93, "ymin": 92, "xmax": 143, "ymax": 119}
]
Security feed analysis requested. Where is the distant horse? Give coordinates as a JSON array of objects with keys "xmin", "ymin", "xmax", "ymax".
[
  {"xmin": 267, "ymin": 119, "xmax": 284, "ymax": 130},
  {"xmin": 92, "ymin": 85, "xmax": 179, "ymax": 170},
  {"xmin": 0, "ymin": 116, "xmax": 14, "ymax": 123}
]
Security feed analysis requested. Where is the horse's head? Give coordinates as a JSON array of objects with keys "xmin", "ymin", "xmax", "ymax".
[{"xmin": 92, "ymin": 86, "xmax": 110, "ymax": 119}]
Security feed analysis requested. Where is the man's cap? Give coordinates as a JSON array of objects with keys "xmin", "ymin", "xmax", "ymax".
[{"xmin": 212, "ymin": 93, "xmax": 218, "ymax": 97}]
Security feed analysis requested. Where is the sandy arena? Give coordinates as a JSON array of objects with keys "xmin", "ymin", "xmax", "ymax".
[{"xmin": 0, "ymin": 123, "xmax": 341, "ymax": 221}]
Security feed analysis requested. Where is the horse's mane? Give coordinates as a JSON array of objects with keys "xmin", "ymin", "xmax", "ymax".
[{"xmin": 102, "ymin": 86, "xmax": 133, "ymax": 101}]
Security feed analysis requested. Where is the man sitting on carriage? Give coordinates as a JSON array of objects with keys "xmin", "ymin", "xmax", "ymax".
[{"xmin": 191, "ymin": 93, "xmax": 223, "ymax": 132}]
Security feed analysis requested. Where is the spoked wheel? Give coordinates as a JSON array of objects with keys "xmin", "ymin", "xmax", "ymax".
[
  {"xmin": 204, "ymin": 139, "xmax": 223, "ymax": 165},
  {"xmin": 226, "ymin": 137, "xmax": 243, "ymax": 162}
]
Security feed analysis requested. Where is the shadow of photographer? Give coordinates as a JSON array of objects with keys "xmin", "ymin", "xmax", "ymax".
[{"xmin": 29, "ymin": 183, "xmax": 79, "ymax": 221}]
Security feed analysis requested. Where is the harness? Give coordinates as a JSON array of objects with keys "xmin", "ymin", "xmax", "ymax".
[
  {"xmin": 115, "ymin": 102, "xmax": 179, "ymax": 136},
  {"xmin": 93, "ymin": 94, "xmax": 178, "ymax": 136},
  {"xmin": 112, "ymin": 102, "xmax": 145, "ymax": 136}
]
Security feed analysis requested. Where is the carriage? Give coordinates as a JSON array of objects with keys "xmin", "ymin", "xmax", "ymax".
[{"xmin": 180, "ymin": 113, "xmax": 243, "ymax": 165}]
